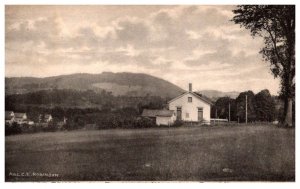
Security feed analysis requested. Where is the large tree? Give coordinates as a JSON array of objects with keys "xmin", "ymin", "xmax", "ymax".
[
  {"xmin": 212, "ymin": 97, "xmax": 237, "ymax": 121},
  {"xmin": 236, "ymin": 91, "xmax": 257, "ymax": 123},
  {"xmin": 255, "ymin": 89, "xmax": 276, "ymax": 122},
  {"xmin": 232, "ymin": 5, "xmax": 295, "ymax": 126}
]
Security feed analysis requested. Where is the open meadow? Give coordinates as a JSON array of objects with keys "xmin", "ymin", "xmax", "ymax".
[{"xmin": 5, "ymin": 125, "xmax": 295, "ymax": 181}]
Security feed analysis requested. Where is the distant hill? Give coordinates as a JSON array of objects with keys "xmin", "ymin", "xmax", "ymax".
[
  {"xmin": 5, "ymin": 72, "xmax": 185, "ymax": 98},
  {"xmin": 198, "ymin": 90, "xmax": 240, "ymax": 101}
]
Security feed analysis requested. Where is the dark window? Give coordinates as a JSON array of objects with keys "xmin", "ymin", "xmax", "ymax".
[
  {"xmin": 198, "ymin": 107, "xmax": 203, "ymax": 121},
  {"xmin": 176, "ymin": 107, "xmax": 182, "ymax": 120},
  {"xmin": 186, "ymin": 113, "xmax": 189, "ymax": 118},
  {"xmin": 188, "ymin": 97, "xmax": 192, "ymax": 102}
]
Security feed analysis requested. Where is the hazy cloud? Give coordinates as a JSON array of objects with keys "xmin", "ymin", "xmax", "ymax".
[{"xmin": 5, "ymin": 5, "xmax": 280, "ymax": 94}]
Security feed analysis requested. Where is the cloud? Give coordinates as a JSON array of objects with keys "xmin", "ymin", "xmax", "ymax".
[
  {"xmin": 116, "ymin": 19, "xmax": 150, "ymax": 45},
  {"xmin": 5, "ymin": 5, "xmax": 280, "ymax": 95}
]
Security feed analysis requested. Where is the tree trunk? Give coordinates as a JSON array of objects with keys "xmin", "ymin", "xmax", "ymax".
[{"xmin": 283, "ymin": 98, "xmax": 293, "ymax": 127}]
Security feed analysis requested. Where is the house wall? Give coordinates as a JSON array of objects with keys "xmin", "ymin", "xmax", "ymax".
[
  {"xmin": 45, "ymin": 116, "xmax": 52, "ymax": 122},
  {"xmin": 14, "ymin": 114, "xmax": 27, "ymax": 124},
  {"xmin": 156, "ymin": 115, "xmax": 176, "ymax": 126},
  {"xmin": 15, "ymin": 118, "xmax": 25, "ymax": 124},
  {"xmin": 168, "ymin": 93, "xmax": 211, "ymax": 124},
  {"xmin": 5, "ymin": 118, "xmax": 14, "ymax": 125}
]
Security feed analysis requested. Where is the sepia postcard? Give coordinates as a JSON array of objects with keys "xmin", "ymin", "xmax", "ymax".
[{"xmin": 4, "ymin": 4, "xmax": 295, "ymax": 182}]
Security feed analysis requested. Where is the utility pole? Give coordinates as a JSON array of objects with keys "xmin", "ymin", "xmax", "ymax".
[
  {"xmin": 245, "ymin": 95, "xmax": 248, "ymax": 124},
  {"xmin": 228, "ymin": 102, "xmax": 231, "ymax": 122}
]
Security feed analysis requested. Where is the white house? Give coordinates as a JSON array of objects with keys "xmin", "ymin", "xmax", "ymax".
[
  {"xmin": 39, "ymin": 114, "xmax": 53, "ymax": 123},
  {"xmin": 14, "ymin": 113, "xmax": 27, "ymax": 124},
  {"xmin": 44, "ymin": 114, "xmax": 53, "ymax": 123},
  {"xmin": 168, "ymin": 83, "xmax": 212, "ymax": 124},
  {"xmin": 141, "ymin": 109, "xmax": 176, "ymax": 126},
  {"xmin": 5, "ymin": 111, "xmax": 15, "ymax": 125}
]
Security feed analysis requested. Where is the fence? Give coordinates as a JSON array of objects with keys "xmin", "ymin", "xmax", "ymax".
[{"xmin": 210, "ymin": 118, "xmax": 228, "ymax": 125}]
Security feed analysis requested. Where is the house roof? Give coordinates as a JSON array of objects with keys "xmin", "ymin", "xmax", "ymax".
[
  {"xmin": 167, "ymin": 91, "xmax": 213, "ymax": 105},
  {"xmin": 193, "ymin": 92, "xmax": 214, "ymax": 105},
  {"xmin": 142, "ymin": 109, "xmax": 174, "ymax": 117},
  {"xmin": 14, "ymin": 113, "xmax": 26, "ymax": 118}
]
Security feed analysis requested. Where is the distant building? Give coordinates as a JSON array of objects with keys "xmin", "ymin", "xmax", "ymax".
[
  {"xmin": 142, "ymin": 109, "xmax": 176, "ymax": 126},
  {"xmin": 5, "ymin": 111, "xmax": 15, "ymax": 125},
  {"xmin": 27, "ymin": 121, "xmax": 35, "ymax": 125},
  {"xmin": 57, "ymin": 117, "xmax": 67, "ymax": 129},
  {"xmin": 39, "ymin": 114, "xmax": 53, "ymax": 123},
  {"xmin": 44, "ymin": 114, "xmax": 53, "ymax": 123},
  {"xmin": 168, "ymin": 83, "xmax": 213, "ymax": 124},
  {"xmin": 14, "ymin": 113, "xmax": 27, "ymax": 124}
]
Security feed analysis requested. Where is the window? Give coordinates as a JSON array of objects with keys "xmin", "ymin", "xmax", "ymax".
[
  {"xmin": 198, "ymin": 107, "xmax": 203, "ymax": 121},
  {"xmin": 188, "ymin": 97, "xmax": 192, "ymax": 102},
  {"xmin": 176, "ymin": 107, "xmax": 182, "ymax": 120},
  {"xmin": 186, "ymin": 113, "xmax": 189, "ymax": 118}
]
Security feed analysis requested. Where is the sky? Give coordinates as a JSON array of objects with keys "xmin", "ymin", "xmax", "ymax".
[{"xmin": 5, "ymin": 5, "xmax": 280, "ymax": 94}]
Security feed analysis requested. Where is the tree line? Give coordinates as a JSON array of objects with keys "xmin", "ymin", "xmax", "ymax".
[
  {"xmin": 5, "ymin": 89, "xmax": 167, "ymax": 135},
  {"xmin": 211, "ymin": 89, "xmax": 287, "ymax": 123},
  {"xmin": 5, "ymin": 89, "xmax": 166, "ymax": 114},
  {"xmin": 5, "ymin": 88, "xmax": 289, "ymax": 136}
]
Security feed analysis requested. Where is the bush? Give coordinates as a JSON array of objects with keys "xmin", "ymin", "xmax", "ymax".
[
  {"xmin": 5, "ymin": 122, "xmax": 22, "ymax": 136},
  {"xmin": 63, "ymin": 119, "xmax": 82, "ymax": 131},
  {"xmin": 94, "ymin": 116, "xmax": 156, "ymax": 130},
  {"xmin": 133, "ymin": 117, "xmax": 156, "ymax": 128},
  {"xmin": 42, "ymin": 121, "xmax": 58, "ymax": 132},
  {"xmin": 31, "ymin": 124, "xmax": 43, "ymax": 133},
  {"xmin": 173, "ymin": 120, "xmax": 184, "ymax": 127}
]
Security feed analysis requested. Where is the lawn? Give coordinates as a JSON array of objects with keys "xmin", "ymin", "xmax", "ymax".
[{"xmin": 5, "ymin": 125, "xmax": 295, "ymax": 182}]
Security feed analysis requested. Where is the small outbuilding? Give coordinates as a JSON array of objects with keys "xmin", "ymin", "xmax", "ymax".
[
  {"xmin": 141, "ymin": 109, "xmax": 176, "ymax": 126},
  {"xmin": 38, "ymin": 114, "xmax": 53, "ymax": 123}
]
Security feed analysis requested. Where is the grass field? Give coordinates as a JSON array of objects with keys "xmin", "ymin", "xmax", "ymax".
[{"xmin": 5, "ymin": 125, "xmax": 295, "ymax": 182}]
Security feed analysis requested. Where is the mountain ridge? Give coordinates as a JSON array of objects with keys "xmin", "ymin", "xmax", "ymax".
[
  {"xmin": 6, "ymin": 72, "xmax": 243, "ymax": 100},
  {"xmin": 5, "ymin": 72, "xmax": 185, "ymax": 98},
  {"xmin": 197, "ymin": 90, "xmax": 240, "ymax": 101}
]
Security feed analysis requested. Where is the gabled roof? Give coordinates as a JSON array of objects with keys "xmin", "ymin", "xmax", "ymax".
[
  {"xmin": 167, "ymin": 91, "xmax": 213, "ymax": 105},
  {"xmin": 142, "ymin": 109, "xmax": 174, "ymax": 117},
  {"xmin": 193, "ymin": 92, "xmax": 213, "ymax": 105}
]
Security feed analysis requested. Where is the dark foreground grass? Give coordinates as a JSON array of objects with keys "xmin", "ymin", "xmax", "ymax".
[{"xmin": 5, "ymin": 125, "xmax": 295, "ymax": 182}]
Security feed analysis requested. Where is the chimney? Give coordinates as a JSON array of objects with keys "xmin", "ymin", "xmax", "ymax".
[{"xmin": 189, "ymin": 83, "xmax": 192, "ymax": 92}]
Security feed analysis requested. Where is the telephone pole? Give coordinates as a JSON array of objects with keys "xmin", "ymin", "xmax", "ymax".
[
  {"xmin": 228, "ymin": 102, "xmax": 231, "ymax": 122},
  {"xmin": 245, "ymin": 95, "xmax": 248, "ymax": 124}
]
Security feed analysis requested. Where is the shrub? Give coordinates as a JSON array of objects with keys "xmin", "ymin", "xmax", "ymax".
[
  {"xmin": 42, "ymin": 121, "xmax": 58, "ymax": 132},
  {"xmin": 173, "ymin": 120, "xmax": 184, "ymax": 127},
  {"xmin": 5, "ymin": 122, "xmax": 22, "ymax": 136},
  {"xmin": 95, "ymin": 116, "xmax": 156, "ymax": 129},
  {"xmin": 133, "ymin": 117, "xmax": 156, "ymax": 128}
]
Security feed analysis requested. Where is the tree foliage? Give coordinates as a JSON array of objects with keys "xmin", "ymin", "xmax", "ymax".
[
  {"xmin": 211, "ymin": 97, "xmax": 237, "ymax": 121},
  {"xmin": 254, "ymin": 89, "xmax": 276, "ymax": 121},
  {"xmin": 232, "ymin": 5, "xmax": 295, "ymax": 126},
  {"xmin": 236, "ymin": 91, "xmax": 256, "ymax": 122},
  {"xmin": 5, "ymin": 89, "xmax": 166, "ymax": 112}
]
